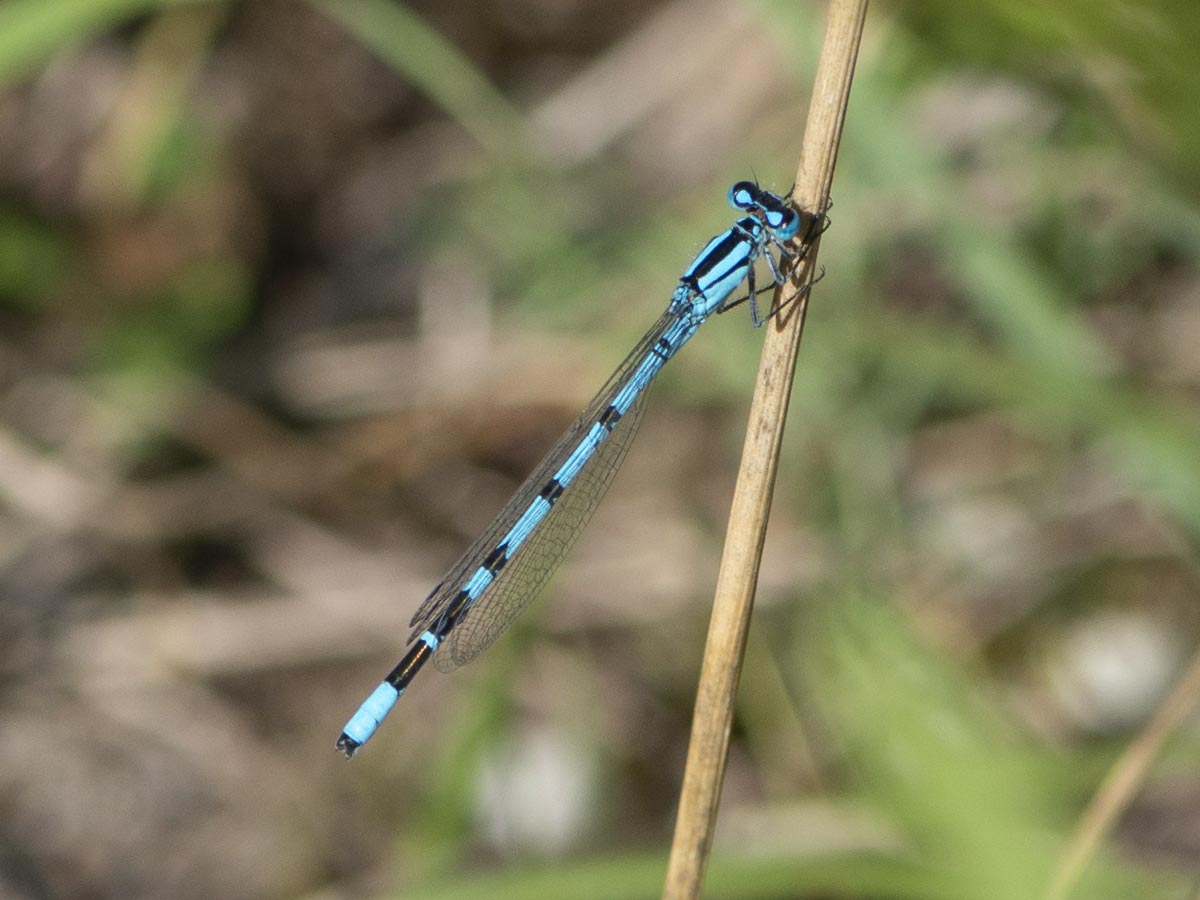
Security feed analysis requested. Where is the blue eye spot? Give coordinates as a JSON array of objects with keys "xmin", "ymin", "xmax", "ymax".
[
  {"xmin": 727, "ymin": 181, "xmax": 757, "ymax": 211},
  {"xmin": 771, "ymin": 209, "xmax": 800, "ymax": 240}
]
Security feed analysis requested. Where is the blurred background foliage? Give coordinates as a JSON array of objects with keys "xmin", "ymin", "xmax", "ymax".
[{"xmin": 0, "ymin": 1, "xmax": 1198, "ymax": 899}]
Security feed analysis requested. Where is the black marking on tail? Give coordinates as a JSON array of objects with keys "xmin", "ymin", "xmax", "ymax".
[
  {"xmin": 386, "ymin": 637, "xmax": 436, "ymax": 689},
  {"xmin": 539, "ymin": 479, "xmax": 564, "ymax": 504},
  {"xmin": 483, "ymin": 542, "xmax": 509, "ymax": 575}
]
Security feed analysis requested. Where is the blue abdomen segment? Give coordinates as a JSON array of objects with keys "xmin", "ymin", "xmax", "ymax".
[
  {"xmin": 339, "ymin": 681, "xmax": 400, "ymax": 749},
  {"xmin": 337, "ymin": 630, "xmax": 442, "ymax": 757}
]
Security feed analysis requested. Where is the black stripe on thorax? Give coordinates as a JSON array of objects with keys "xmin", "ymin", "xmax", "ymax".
[{"xmin": 689, "ymin": 229, "xmax": 750, "ymax": 284}]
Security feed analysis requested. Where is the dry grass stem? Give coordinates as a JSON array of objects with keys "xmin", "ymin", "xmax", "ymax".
[
  {"xmin": 1045, "ymin": 647, "xmax": 1200, "ymax": 900},
  {"xmin": 661, "ymin": 3, "xmax": 869, "ymax": 898}
]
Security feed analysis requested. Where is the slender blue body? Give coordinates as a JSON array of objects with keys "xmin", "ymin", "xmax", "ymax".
[{"xmin": 337, "ymin": 183, "xmax": 810, "ymax": 757}]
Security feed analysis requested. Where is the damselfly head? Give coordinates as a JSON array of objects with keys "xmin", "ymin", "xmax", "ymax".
[{"xmin": 727, "ymin": 181, "xmax": 800, "ymax": 240}]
